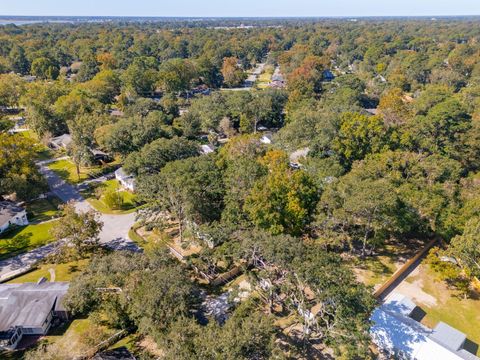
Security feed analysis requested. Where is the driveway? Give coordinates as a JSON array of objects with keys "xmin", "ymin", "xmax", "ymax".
[{"xmin": 0, "ymin": 163, "xmax": 140, "ymax": 280}]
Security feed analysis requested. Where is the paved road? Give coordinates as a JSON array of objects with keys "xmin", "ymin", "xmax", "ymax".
[
  {"xmin": 0, "ymin": 164, "xmax": 139, "ymax": 280},
  {"xmin": 38, "ymin": 164, "xmax": 138, "ymax": 248}
]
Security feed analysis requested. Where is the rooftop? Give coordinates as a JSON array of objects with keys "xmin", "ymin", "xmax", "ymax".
[
  {"xmin": 0, "ymin": 201, "xmax": 26, "ymax": 228},
  {"xmin": 0, "ymin": 282, "xmax": 69, "ymax": 331},
  {"xmin": 371, "ymin": 293, "xmax": 479, "ymax": 360}
]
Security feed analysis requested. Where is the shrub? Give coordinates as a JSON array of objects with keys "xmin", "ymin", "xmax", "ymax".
[{"xmin": 103, "ymin": 190, "xmax": 124, "ymax": 210}]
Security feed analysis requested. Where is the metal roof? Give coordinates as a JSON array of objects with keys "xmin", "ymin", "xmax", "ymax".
[
  {"xmin": 370, "ymin": 293, "xmax": 479, "ymax": 360},
  {"xmin": 432, "ymin": 322, "xmax": 467, "ymax": 351}
]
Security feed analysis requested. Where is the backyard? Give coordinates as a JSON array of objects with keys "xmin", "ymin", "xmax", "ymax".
[
  {"xmin": 396, "ymin": 264, "xmax": 480, "ymax": 355},
  {"xmin": 352, "ymin": 240, "xmax": 422, "ymax": 289}
]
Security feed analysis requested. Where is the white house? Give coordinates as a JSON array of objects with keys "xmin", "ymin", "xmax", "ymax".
[
  {"xmin": 0, "ymin": 282, "xmax": 69, "ymax": 350},
  {"xmin": 371, "ymin": 293, "xmax": 479, "ymax": 360},
  {"xmin": 200, "ymin": 144, "xmax": 215, "ymax": 155},
  {"xmin": 115, "ymin": 167, "xmax": 136, "ymax": 192},
  {"xmin": 0, "ymin": 201, "xmax": 28, "ymax": 234}
]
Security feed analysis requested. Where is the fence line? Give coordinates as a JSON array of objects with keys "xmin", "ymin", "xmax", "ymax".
[{"xmin": 373, "ymin": 238, "xmax": 438, "ymax": 300}]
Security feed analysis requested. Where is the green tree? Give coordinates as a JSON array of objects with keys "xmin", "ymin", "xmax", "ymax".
[
  {"xmin": 31, "ymin": 57, "xmax": 60, "ymax": 80},
  {"xmin": 0, "ymin": 133, "xmax": 47, "ymax": 200},
  {"xmin": 158, "ymin": 58, "xmax": 197, "ymax": 94},
  {"xmin": 448, "ymin": 217, "xmax": 480, "ymax": 278},
  {"xmin": 333, "ymin": 112, "xmax": 392, "ymax": 169},
  {"xmin": 138, "ymin": 156, "xmax": 224, "ymax": 242},
  {"xmin": 123, "ymin": 136, "xmax": 199, "ymax": 176},
  {"xmin": 51, "ymin": 203, "xmax": 103, "ymax": 256},
  {"xmin": 245, "ymin": 150, "xmax": 319, "ymax": 236}
]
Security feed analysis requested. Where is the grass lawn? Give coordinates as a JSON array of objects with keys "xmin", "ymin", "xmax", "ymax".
[
  {"xmin": 26, "ymin": 196, "xmax": 62, "ymax": 222},
  {"xmin": 42, "ymin": 316, "xmax": 117, "ymax": 357},
  {"xmin": 6, "ymin": 259, "xmax": 89, "ymax": 283},
  {"xmin": 48, "ymin": 159, "xmax": 121, "ymax": 185},
  {"xmin": 0, "ymin": 220, "xmax": 58, "ymax": 260},
  {"xmin": 108, "ymin": 333, "xmax": 139, "ymax": 352},
  {"xmin": 47, "ymin": 159, "xmax": 90, "ymax": 184},
  {"xmin": 85, "ymin": 180, "xmax": 138, "ymax": 214},
  {"xmin": 403, "ymin": 265, "xmax": 480, "ymax": 355}
]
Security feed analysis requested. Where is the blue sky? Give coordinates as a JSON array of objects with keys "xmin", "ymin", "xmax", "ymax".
[{"xmin": 1, "ymin": 0, "xmax": 480, "ymax": 17}]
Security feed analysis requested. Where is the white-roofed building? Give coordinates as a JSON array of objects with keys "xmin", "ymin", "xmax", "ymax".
[
  {"xmin": 115, "ymin": 167, "xmax": 136, "ymax": 192},
  {"xmin": 0, "ymin": 201, "xmax": 28, "ymax": 234},
  {"xmin": 371, "ymin": 293, "xmax": 479, "ymax": 360}
]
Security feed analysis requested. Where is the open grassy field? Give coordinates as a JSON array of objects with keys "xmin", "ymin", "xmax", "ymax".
[
  {"xmin": 0, "ymin": 220, "xmax": 58, "ymax": 260},
  {"xmin": 401, "ymin": 265, "xmax": 480, "ymax": 355},
  {"xmin": 84, "ymin": 179, "xmax": 138, "ymax": 214},
  {"xmin": 6, "ymin": 259, "xmax": 89, "ymax": 283}
]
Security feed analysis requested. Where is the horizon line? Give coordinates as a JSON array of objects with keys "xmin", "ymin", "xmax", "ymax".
[{"xmin": 1, "ymin": 15, "xmax": 480, "ymax": 19}]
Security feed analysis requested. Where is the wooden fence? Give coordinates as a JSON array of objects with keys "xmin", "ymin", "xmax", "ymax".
[{"xmin": 373, "ymin": 238, "xmax": 438, "ymax": 300}]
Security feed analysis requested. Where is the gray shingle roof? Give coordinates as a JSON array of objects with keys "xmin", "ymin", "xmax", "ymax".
[{"xmin": 0, "ymin": 282, "xmax": 69, "ymax": 331}]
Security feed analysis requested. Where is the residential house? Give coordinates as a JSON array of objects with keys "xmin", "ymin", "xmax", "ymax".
[
  {"xmin": 200, "ymin": 144, "xmax": 215, "ymax": 155},
  {"xmin": 370, "ymin": 292, "xmax": 479, "ymax": 360},
  {"xmin": 0, "ymin": 201, "xmax": 28, "ymax": 234},
  {"xmin": 0, "ymin": 282, "xmax": 69, "ymax": 350},
  {"xmin": 49, "ymin": 134, "xmax": 72, "ymax": 150},
  {"xmin": 115, "ymin": 167, "xmax": 136, "ymax": 192}
]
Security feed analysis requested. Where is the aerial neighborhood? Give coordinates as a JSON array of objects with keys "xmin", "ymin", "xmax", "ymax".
[{"xmin": 0, "ymin": 4, "xmax": 480, "ymax": 359}]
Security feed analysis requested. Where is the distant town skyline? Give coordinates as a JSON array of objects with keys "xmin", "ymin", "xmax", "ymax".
[{"xmin": 1, "ymin": 0, "xmax": 480, "ymax": 18}]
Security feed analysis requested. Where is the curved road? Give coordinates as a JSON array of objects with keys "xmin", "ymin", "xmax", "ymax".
[{"xmin": 0, "ymin": 162, "xmax": 139, "ymax": 280}]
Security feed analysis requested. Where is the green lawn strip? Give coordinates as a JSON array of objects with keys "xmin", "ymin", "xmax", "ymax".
[
  {"xmin": 0, "ymin": 220, "xmax": 58, "ymax": 260},
  {"xmin": 26, "ymin": 196, "xmax": 62, "ymax": 222},
  {"xmin": 256, "ymin": 65, "xmax": 274, "ymax": 88},
  {"xmin": 408, "ymin": 266, "xmax": 480, "ymax": 354},
  {"xmin": 6, "ymin": 259, "xmax": 89, "ymax": 283}
]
